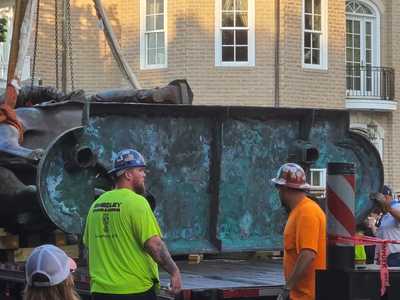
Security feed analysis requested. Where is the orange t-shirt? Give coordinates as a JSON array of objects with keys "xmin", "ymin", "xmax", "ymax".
[{"xmin": 283, "ymin": 197, "xmax": 326, "ymax": 300}]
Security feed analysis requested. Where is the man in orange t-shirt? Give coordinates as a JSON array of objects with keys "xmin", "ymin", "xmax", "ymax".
[{"xmin": 272, "ymin": 163, "xmax": 326, "ymax": 300}]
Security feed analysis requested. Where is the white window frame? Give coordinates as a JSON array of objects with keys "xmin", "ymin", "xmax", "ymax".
[
  {"xmin": 302, "ymin": 0, "xmax": 328, "ymax": 70},
  {"xmin": 140, "ymin": 0, "xmax": 168, "ymax": 70},
  {"xmin": 310, "ymin": 168, "xmax": 327, "ymax": 189},
  {"xmin": 346, "ymin": 0, "xmax": 381, "ymax": 67},
  {"xmin": 215, "ymin": 0, "xmax": 255, "ymax": 67}
]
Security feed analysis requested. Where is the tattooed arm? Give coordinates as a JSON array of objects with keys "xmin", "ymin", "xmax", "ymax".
[
  {"xmin": 145, "ymin": 235, "xmax": 179, "ymax": 274},
  {"xmin": 145, "ymin": 236, "xmax": 182, "ymax": 294}
]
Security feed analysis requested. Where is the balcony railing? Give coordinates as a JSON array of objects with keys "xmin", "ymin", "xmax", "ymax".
[{"xmin": 346, "ymin": 66, "xmax": 395, "ymax": 100}]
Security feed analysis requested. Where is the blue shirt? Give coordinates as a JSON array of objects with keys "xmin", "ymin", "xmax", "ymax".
[{"xmin": 376, "ymin": 201, "xmax": 400, "ymax": 254}]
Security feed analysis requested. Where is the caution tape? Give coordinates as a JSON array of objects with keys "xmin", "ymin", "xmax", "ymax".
[{"xmin": 329, "ymin": 234, "xmax": 400, "ymax": 296}]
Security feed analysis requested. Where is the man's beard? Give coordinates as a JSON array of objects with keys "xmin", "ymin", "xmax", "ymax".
[{"xmin": 133, "ymin": 183, "xmax": 146, "ymax": 196}]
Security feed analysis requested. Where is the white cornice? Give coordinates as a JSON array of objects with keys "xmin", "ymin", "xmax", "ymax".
[{"xmin": 346, "ymin": 98, "xmax": 397, "ymax": 111}]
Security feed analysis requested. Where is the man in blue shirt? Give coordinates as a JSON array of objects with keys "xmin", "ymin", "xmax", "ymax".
[{"xmin": 371, "ymin": 185, "xmax": 400, "ymax": 266}]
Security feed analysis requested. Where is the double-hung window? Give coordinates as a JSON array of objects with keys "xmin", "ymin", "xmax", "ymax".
[
  {"xmin": 140, "ymin": 0, "xmax": 167, "ymax": 69},
  {"xmin": 303, "ymin": 0, "xmax": 328, "ymax": 69},
  {"xmin": 215, "ymin": 0, "xmax": 255, "ymax": 67},
  {"xmin": 310, "ymin": 168, "xmax": 326, "ymax": 189}
]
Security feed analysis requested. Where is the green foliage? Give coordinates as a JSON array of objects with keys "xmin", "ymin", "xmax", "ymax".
[{"xmin": 0, "ymin": 18, "xmax": 7, "ymax": 43}]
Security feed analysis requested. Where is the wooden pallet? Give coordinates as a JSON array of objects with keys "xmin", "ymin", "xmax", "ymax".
[
  {"xmin": 0, "ymin": 228, "xmax": 79, "ymax": 263},
  {"xmin": 5, "ymin": 244, "xmax": 79, "ymax": 263},
  {"xmin": 0, "ymin": 229, "xmax": 19, "ymax": 250},
  {"xmin": 52, "ymin": 230, "xmax": 67, "ymax": 246},
  {"xmin": 188, "ymin": 254, "xmax": 204, "ymax": 264},
  {"xmin": 0, "ymin": 235, "xmax": 19, "ymax": 250}
]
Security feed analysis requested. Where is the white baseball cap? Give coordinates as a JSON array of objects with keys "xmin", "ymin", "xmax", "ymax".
[{"xmin": 25, "ymin": 244, "xmax": 77, "ymax": 287}]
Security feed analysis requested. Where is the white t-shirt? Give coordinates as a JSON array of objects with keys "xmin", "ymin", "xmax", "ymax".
[{"xmin": 376, "ymin": 202, "xmax": 400, "ymax": 255}]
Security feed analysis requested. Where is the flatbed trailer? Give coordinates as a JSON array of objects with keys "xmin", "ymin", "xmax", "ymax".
[
  {"xmin": 0, "ymin": 259, "xmax": 284, "ymax": 300},
  {"xmin": 159, "ymin": 260, "xmax": 284, "ymax": 300}
]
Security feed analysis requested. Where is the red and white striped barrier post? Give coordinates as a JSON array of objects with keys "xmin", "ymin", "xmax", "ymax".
[{"xmin": 327, "ymin": 162, "xmax": 356, "ymax": 270}]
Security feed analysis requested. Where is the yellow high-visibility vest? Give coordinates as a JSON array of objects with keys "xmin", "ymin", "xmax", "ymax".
[{"xmin": 355, "ymin": 244, "xmax": 367, "ymax": 263}]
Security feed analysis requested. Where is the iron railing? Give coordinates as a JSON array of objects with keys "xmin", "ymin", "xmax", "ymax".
[{"xmin": 346, "ymin": 66, "xmax": 395, "ymax": 100}]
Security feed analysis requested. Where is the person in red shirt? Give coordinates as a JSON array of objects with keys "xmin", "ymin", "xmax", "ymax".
[{"xmin": 272, "ymin": 163, "xmax": 326, "ymax": 300}]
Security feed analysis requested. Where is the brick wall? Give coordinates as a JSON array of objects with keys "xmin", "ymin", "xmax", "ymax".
[
  {"xmin": 279, "ymin": 0, "xmax": 346, "ymax": 109},
  {"xmin": 33, "ymin": 0, "xmax": 348, "ymax": 107},
  {"xmin": 34, "ymin": 0, "xmax": 124, "ymax": 93},
  {"xmin": 121, "ymin": 0, "xmax": 276, "ymax": 106},
  {"xmin": 34, "ymin": 0, "xmax": 276, "ymax": 104}
]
